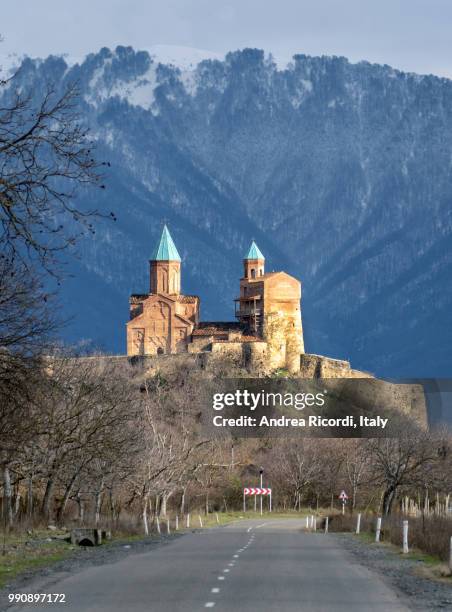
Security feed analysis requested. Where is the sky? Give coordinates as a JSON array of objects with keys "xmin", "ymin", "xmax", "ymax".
[{"xmin": 1, "ymin": 0, "xmax": 452, "ymax": 77}]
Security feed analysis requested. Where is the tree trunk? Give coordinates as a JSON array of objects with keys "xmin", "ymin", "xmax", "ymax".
[
  {"xmin": 42, "ymin": 475, "xmax": 55, "ymax": 520},
  {"xmin": 161, "ymin": 493, "xmax": 167, "ymax": 517},
  {"xmin": 27, "ymin": 473, "xmax": 34, "ymax": 519},
  {"xmin": 76, "ymin": 493, "xmax": 84, "ymax": 523},
  {"xmin": 109, "ymin": 489, "xmax": 119, "ymax": 524},
  {"xmin": 14, "ymin": 492, "xmax": 21, "ymax": 518},
  {"xmin": 180, "ymin": 487, "xmax": 186, "ymax": 515},
  {"xmin": 155, "ymin": 494, "xmax": 161, "ymax": 517},
  {"xmin": 383, "ymin": 484, "xmax": 397, "ymax": 515},
  {"xmin": 142, "ymin": 496, "xmax": 149, "ymax": 536},
  {"xmin": 2, "ymin": 465, "xmax": 13, "ymax": 528},
  {"xmin": 57, "ymin": 473, "xmax": 79, "ymax": 524},
  {"xmin": 94, "ymin": 478, "xmax": 104, "ymax": 526}
]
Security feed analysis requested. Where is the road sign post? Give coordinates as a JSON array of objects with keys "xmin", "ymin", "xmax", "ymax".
[
  {"xmin": 339, "ymin": 490, "xmax": 348, "ymax": 515},
  {"xmin": 243, "ymin": 486, "xmax": 272, "ymax": 514},
  {"xmin": 260, "ymin": 468, "xmax": 264, "ymax": 516}
]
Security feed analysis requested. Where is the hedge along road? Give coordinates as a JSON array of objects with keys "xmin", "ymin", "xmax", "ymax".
[{"xmin": 5, "ymin": 518, "xmax": 409, "ymax": 612}]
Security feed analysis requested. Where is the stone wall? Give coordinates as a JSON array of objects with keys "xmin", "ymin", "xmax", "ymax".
[{"xmin": 299, "ymin": 353, "xmax": 376, "ymax": 378}]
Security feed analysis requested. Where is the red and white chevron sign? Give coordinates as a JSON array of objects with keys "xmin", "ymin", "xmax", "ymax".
[{"xmin": 244, "ymin": 487, "xmax": 272, "ymax": 496}]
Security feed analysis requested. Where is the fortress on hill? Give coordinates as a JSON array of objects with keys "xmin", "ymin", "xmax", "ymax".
[
  {"xmin": 127, "ymin": 226, "xmax": 360, "ymax": 377},
  {"xmin": 125, "ymin": 226, "xmax": 428, "ymax": 425}
]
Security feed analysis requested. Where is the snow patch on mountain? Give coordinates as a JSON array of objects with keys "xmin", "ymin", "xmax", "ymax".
[
  {"xmin": 85, "ymin": 56, "xmax": 159, "ymax": 111},
  {"xmin": 145, "ymin": 44, "xmax": 223, "ymax": 69}
]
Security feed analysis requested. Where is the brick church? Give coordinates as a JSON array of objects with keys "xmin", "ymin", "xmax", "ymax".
[{"xmin": 126, "ymin": 225, "xmax": 305, "ymax": 373}]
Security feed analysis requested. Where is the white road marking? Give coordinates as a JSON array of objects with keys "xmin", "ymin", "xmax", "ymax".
[
  {"xmin": 256, "ymin": 523, "xmax": 267, "ymax": 529},
  {"xmin": 223, "ymin": 569, "xmax": 230, "ymax": 573},
  {"xmin": 211, "ymin": 588, "xmax": 220, "ymax": 594},
  {"xmin": 228, "ymin": 562, "xmax": 234, "ymax": 566},
  {"xmin": 247, "ymin": 526, "xmax": 253, "ymax": 532},
  {"xmin": 233, "ymin": 554, "xmax": 239, "ymax": 558},
  {"xmin": 205, "ymin": 603, "xmax": 215, "ymax": 608},
  {"xmin": 218, "ymin": 576, "xmax": 225, "ymax": 581}
]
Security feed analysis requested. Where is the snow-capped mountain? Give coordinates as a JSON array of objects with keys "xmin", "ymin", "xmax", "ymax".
[{"xmin": 3, "ymin": 45, "xmax": 452, "ymax": 377}]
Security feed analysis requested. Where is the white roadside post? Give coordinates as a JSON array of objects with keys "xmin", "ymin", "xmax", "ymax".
[
  {"xmin": 376, "ymin": 517, "xmax": 382, "ymax": 543},
  {"xmin": 156, "ymin": 516, "xmax": 161, "ymax": 534},
  {"xmin": 306, "ymin": 516, "xmax": 309, "ymax": 529},
  {"xmin": 186, "ymin": 513, "xmax": 190, "ymax": 529},
  {"xmin": 198, "ymin": 515, "xmax": 203, "ymax": 528},
  {"xmin": 314, "ymin": 517, "xmax": 317, "ymax": 531},
  {"xmin": 402, "ymin": 520, "xmax": 409, "ymax": 554},
  {"xmin": 167, "ymin": 518, "xmax": 171, "ymax": 535},
  {"xmin": 215, "ymin": 513, "xmax": 219, "ymax": 524},
  {"xmin": 356, "ymin": 513, "xmax": 361, "ymax": 535},
  {"xmin": 175, "ymin": 515, "xmax": 179, "ymax": 530},
  {"xmin": 325, "ymin": 517, "xmax": 329, "ymax": 534},
  {"xmin": 269, "ymin": 489, "xmax": 272, "ymax": 512},
  {"xmin": 243, "ymin": 489, "xmax": 246, "ymax": 512}
]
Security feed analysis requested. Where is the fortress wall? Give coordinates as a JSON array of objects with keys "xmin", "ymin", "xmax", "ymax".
[
  {"xmin": 188, "ymin": 337, "xmax": 213, "ymax": 353},
  {"xmin": 243, "ymin": 342, "xmax": 268, "ymax": 374},
  {"xmin": 211, "ymin": 341, "xmax": 243, "ymax": 359},
  {"xmin": 300, "ymin": 353, "xmax": 353, "ymax": 378}
]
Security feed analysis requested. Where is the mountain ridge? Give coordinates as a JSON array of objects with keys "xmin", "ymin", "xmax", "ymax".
[{"xmin": 2, "ymin": 45, "xmax": 452, "ymax": 377}]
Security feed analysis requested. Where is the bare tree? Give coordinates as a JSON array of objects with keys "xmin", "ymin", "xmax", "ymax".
[
  {"xmin": 368, "ymin": 426, "xmax": 444, "ymax": 515},
  {"xmin": 0, "ymin": 72, "xmax": 110, "ymax": 271},
  {"xmin": 343, "ymin": 439, "xmax": 370, "ymax": 510}
]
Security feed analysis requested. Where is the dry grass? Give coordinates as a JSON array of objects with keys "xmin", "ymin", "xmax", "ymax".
[{"xmin": 327, "ymin": 512, "xmax": 452, "ymax": 563}]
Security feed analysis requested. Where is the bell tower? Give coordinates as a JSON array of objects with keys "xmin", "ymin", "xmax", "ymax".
[
  {"xmin": 150, "ymin": 225, "xmax": 181, "ymax": 295},
  {"xmin": 243, "ymin": 240, "xmax": 265, "ymax": 279}
]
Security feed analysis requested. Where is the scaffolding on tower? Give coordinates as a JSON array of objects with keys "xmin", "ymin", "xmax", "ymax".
[{"xmin": 234, "ymin": 295, "xmax": 262, "ymax": 335}]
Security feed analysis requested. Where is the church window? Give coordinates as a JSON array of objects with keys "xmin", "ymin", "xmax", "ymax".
[{"xmin": 251, "ymin": 268, "xmax": 256, "ymax": 278}]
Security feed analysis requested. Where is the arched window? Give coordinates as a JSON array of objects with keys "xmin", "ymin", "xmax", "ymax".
[
  {"xmin": 251, "ymin": 268, "xmax": 256, "ymax": 278},
  {"xmin": 157, "ymin": 347, "xmax": 164, "ymax": 355}
]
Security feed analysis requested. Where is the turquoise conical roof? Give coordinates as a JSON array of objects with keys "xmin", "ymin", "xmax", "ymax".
[
  {"xmin": 244, "ymin": 240, "xmax": 265, "ymax": 260},
  {"xmin": 151, "ymin": 225, "xmax": 181, "ymax": 261}
]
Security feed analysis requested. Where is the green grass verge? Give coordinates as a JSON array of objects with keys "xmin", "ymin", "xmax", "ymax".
[{"xmin": 0, "ymin": 541, "xmax": 72, "ymax": 589}]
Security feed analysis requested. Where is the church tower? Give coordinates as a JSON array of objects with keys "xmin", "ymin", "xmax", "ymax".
[
  {"xmin": 150, "ymin": 225, "xmax": 181, "ymax": 295},
  {"xmin": 243, "ymin": 240, "xmax": 265, "ymax": 279},
  {"xmin": 127, "ymin": 225, "xmax": 199, "ymax": 356}
]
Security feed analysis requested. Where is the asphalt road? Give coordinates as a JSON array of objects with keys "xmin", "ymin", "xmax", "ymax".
[{"xmin": 7, "ymin": 518, "xmax": 409, "ymax": 612}]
